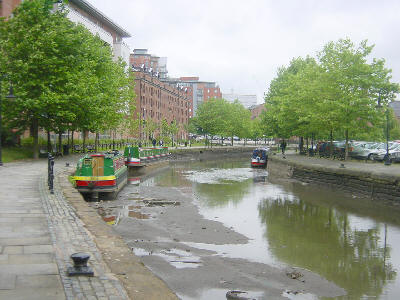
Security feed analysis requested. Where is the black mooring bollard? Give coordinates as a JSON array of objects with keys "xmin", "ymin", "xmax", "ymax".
[{"xmin": 67, "ymin": 252, "xmax": 94, "ymax": 276}]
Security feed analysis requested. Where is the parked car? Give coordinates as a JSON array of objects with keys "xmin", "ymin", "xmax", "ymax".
[
  {"xmin": 349, "ymin": 142, "xmax": 384, "ymax": 160},
  {"xmin": 372, "ymin": 142, "xmax": 400, "ymax": 161}
]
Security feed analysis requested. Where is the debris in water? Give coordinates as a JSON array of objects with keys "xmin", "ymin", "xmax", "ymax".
[{"xmin": 286, "ymin": 271, "xmax": 304, "ymax": 280}]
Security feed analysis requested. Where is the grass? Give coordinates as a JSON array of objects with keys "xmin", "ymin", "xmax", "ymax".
[{"xmin": 2, "ymin": 147, "xmax": 33, "ymax": 163}]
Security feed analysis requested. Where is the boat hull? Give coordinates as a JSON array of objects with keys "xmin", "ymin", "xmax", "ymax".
[
  {"xmin": 251, "ymin": 159, "xmax": 267, "ymax": 168},
  {"xmin": 75, "ymin": 167, "xmax": 128, "ymax": 193}
]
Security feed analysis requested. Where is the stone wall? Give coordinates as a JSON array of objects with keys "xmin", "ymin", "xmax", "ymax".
[{"xmin": 268, "ymin": 158, "xmax": 400, "ymax": 203}]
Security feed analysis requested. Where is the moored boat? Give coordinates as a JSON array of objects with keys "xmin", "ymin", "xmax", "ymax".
[
  {"xmin": 124, "ymin": 146, "xmax": 169, "ymax": 168},
  {"xmin": 72, "ymin": 150, "xmax": 127, "ymax": 196},
  {"xmin": 251, "ymin": 148, "xmax": 269, "ymax": 168}
]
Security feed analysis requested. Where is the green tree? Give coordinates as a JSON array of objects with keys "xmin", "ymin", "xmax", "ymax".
[
  {"xmin": 0, "ymin": 0, "xmax": 134, "ymax": 158},
  {"xmin": 318, "ymin": 38, "xmax": 398, "ymax": 158}
]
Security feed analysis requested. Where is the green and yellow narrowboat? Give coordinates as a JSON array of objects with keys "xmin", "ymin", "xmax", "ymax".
[
  {"xmin": 124, "ymin": 146, "xmax": 169, "ymax": 168},
  {"xmin": 73, "ymin": 151, "xmax": 127, "ymax": 195}
]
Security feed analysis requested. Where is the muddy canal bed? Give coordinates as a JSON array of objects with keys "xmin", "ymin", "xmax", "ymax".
[{"xmin": 91, "ymin": 159, "xmax": 400, "ymax": 300}]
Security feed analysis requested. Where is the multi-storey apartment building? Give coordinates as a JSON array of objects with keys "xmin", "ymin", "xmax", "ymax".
[
  {"xmin": 162, "ymin": 77, "xmax": 222, "ymax": 118},
  {"xmin": 130, "ymin": 49, "xmax": 168, "ymax": 79},
  {"xmin": 134, "ymin": 70, "xmax": 190, "ymax": 141}
]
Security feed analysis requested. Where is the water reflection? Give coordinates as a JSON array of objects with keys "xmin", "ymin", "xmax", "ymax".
[
  {"xmin": 259, "ymin": 196, "xmax": 396, "ymax": 299},
  {"xmin": 145, "ymin": 160, "xmax": 400, "ymax": 299}
]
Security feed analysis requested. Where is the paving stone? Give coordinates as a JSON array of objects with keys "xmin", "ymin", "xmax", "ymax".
[
  {"xmin": 24, "ymin": 244, "xmax": 54, "ymax": 254},
  {"xmin": 0, "ymin": 237, "xmax": 51, "ymax": 246},
  {"xmin": 3, "ymin": 246, "xmax": 23, "ymax": 254},
  {"xmin": 0, "ymin": 274, "xmax": 16, "ymax": 290},
  {"xmin": 0, "ymin": 287, "xmax": 65, "ymax": 300},
  {"xmin": 0, "ymin": 263, "xmax": 58, "ymax": 276},
  {"xmin": 16, "ymin": 275, "xmax": 63, "ymax": 289},
  {"xmin": 0, "ymin": 217, "xmax": 22, "ymax": 223},
  {"xmin": 0, "ymin": 254, "xmax": 8, "ymax": 263},
  {"xmin": 7, "ymin": 254, "xmax": 55, "ymax": 264}
]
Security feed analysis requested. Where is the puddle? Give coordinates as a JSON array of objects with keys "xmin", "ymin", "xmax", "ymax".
[
  {"xmin": 179, "ymin": 288, "xmax": 264, "ymax": 300},
  {"xmin": 154, "ymin": 248, "xmax": 202, "ymax": 269},
  {"xmin": 282, "ymin": 290, "xmax": 318, "ymax": 300},
  {"xmin": 133, "ymin": 247, "xmax": 151, "ymax": 256},
  {"xmin": 128, "ymin": 177, "xmax": 141, "ymax": 185}
]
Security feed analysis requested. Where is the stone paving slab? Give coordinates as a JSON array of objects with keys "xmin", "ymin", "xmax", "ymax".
[
  {"xmin": 0, "ymin": 237, "xmax": 51, "ymax": 246},
  {"xmin": 0, "ymin": 287, "xmax": 66, "ymax": 300},
  {"xmin": 0, "ymin": 263, "xmax": 59, "ymax": 275}
]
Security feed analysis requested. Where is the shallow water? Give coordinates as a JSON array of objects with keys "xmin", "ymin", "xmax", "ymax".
[{"xmin": 138, "ymin": 159, "xmax": 400, "ymax": 300}]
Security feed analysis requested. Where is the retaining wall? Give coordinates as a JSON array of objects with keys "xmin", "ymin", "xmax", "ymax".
[{"xmin": 268, "ymin": 157, "xmax": 400, "ymax": 203}]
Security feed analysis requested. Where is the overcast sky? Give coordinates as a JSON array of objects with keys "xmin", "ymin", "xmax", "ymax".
[{"xmin": 87, "ymin": 0, "xmax": 400, "ymax": 104}]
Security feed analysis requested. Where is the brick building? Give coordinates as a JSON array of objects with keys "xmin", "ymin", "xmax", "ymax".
[
  {"xmin": 134, "ymin": 71, "xmax": 190, "ymax": 141},
  {"xmin": 0, "ymin": 0, "xmax": 20, "ymax": 17},
  {"xmin": 130, "ymin": 49, "xmax": 168, "ymax": 79},
  {"xmin": 162, "ymin": 77, "xmax": 222, "ymax": 117},
  {"xmin": 249, "ymin": 104, "xmax": 266, "ymax": 120}
]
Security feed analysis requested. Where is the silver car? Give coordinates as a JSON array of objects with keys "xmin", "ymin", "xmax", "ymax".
[
  {"xmin": 373, "ymin": 143, "xmax": 400, "ymax": 162},
  {"xmin": 349, "ymin": 142, "xmax": 385, "ymax": 160}
]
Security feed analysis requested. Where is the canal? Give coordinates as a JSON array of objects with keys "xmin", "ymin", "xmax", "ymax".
[{"xmin": 97, "ymin": 158, "xmax": 400, "ymax": 299}]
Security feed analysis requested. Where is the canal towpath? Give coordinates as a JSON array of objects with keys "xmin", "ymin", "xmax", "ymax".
[{"xmin": 0, "ymin": 155, "xmax": 177, "ymax": 300}]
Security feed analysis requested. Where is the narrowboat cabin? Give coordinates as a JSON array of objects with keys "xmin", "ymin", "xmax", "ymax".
[
  {"xmin": 73, "ymin": 150, "xmax": 127, "ymax": 196},
  {"xmin": 251, "ymin": 148, "xmax": 269, "ymax": 168}
]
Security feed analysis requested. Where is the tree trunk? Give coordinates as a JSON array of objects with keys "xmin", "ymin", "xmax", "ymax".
[
  {"xmin": 47, "ymin": 130, "xmax": 51, "ymax": 153},
  {"xmin": 299, "ymin": 136, "xmax": 304, "ymax": 153},
  {"xmin": 345, "ymin": 129, "xmax": 349, "ymax": 160},
  {"xmin": 95, "ymin": 132, "xmax": 99, "ymax": 152},
  {"xmin": 32, "ymin": 118, "xmax": 39, "ymax": 159},
  {"xmin": 306, "ymin": 137, "xmax": 309, "ymax": 153},
  {"xmin": 112, "ymin": 130, "xmax": 115, "ymax": 149},
  {"xmin": 83, "ymin": 130, "xmax": 86, "ymax": 153},
  {"xmin": 231, "ymin": 135, "xmax": 233, "ymax": 146},
  {"xmin": 58, "ymin": 132, "xmax": 62, "ymax": 155},
  {"xmin": 71, "ymin": 130, "xmax": 74, "ymax": 149},
  {"xmin": 329, "ymin": 129, "xmax": 333, "ymax": 158}
]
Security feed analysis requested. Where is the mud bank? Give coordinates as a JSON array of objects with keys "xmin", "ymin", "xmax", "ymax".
[
  {"xmin": 92, "ymin": 159, "xmax": 346, "ymax": 300},
  {"xmin": 268, "ymin": 154, "xmax": 400, "ymax": 204},
  {"xmin": 58, "ymin": 168, "xmax": 178, "ymax": 300}
]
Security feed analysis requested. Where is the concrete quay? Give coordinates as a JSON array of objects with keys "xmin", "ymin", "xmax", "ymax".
[
  {"xmin": 0, "ymin": 156, "xmax": 177, "ymax": 300},
  {"xmin": 268, "ymin": 153, "xmax": 400, "ymax": 203}
]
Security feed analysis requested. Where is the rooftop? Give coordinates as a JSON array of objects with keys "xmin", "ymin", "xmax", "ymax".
[{"xmin": 70, "ymin": 0, "xmax": 131, "ymax": 37}]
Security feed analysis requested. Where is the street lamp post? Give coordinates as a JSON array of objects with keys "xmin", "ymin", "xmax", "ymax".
[
  {"xmin": 384, "ymin": 108, "xmax": 391, "ymax": 165},
  {"xmin": 378, "ymin": 89, "xmax": 391, "ymax": 166}
]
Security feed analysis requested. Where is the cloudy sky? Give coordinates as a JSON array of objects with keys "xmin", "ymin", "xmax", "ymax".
[{"xmin": 87, "ymin": 0, "xmax": 400, "ymax": 103}]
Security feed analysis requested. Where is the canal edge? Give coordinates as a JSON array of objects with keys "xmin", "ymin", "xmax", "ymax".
[
  {"xmin": 56, "ymin": 167, "xmax": 179, "ymax": 300},
  {"xmin": 268, "ymin": 155, "xmax": 400, "ymax": 204}
]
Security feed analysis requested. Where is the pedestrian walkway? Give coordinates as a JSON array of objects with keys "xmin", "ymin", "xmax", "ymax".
[{"xmin": 0, "ymin": 158, "xmax": 129, "ymax": 299}]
